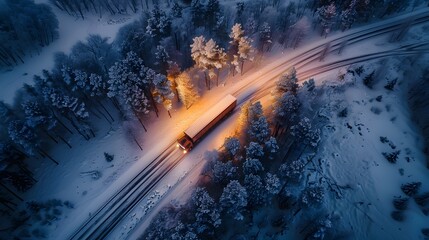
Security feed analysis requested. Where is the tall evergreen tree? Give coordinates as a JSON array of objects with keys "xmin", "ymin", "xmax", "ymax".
[
  {"xmin": 175, "ymin": 72, "xmax": 200, "ymax": 109},
  {"xmin": 220, "ymin": 180, "xmax": 248, "ymax": 221},
  {"xmin": 146, "ymin": 6, "xmax": 171, "ymax": 42},
  {"xmin": 317, "ymin": 3, "xmax": 337, "ymax": 37}
]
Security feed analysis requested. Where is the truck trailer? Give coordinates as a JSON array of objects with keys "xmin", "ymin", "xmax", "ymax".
[{"xmin": 177, "ymin": 94, "xmax": 237, "ymax": 153}]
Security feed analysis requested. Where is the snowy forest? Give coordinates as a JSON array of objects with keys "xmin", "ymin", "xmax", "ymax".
[{"xmin": 1, "ymin": 0, "xmax": 429, "ymax": 239}]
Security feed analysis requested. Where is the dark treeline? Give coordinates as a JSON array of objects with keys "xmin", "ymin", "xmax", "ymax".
[
  {"xmin": 0, "ymin": 0, "xmax": 59, "ymax": 68},
  {"xmin": 49, "ymin": 0, "xmax": 157, "ymax": 18}
]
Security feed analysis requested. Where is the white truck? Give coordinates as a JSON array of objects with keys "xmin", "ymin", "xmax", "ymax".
[{"xmin": 177, "ymin": 94, "xmax": 237, "ymax": 153}]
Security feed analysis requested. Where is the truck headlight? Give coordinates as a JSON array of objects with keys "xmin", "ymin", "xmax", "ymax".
[{"xmin": 183, "ymin": 150, "xmax": 187, "ymax": 154}]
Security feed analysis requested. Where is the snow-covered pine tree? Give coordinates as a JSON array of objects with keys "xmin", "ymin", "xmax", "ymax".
[
  {"xmin": 88, "ymin": 73, "xmax": 107, "ymax": 97},
  {"xmin": 191, "ymin": 187, "xmax": 221, "ymax": 235},
  {"xmin": 340, "ymin": 0, "xmax": 357, "ymax": 31},
  {"xmin": 190, "ymin": 36, "xmax": 209, "ymax": 88},
  {"xmin": 8, "ymin": 120, "xmax": 59, "ymax": 165},
  {"xmin": 205, "ymin": 0, "xmax": 221, "ymax": 31},
  {"xmin": 291, "ymin": 117, "xmax": 321, "ymax": 158},
  {"xmin": 151, "ymin": 73, "xmax": 174, "ymax": 117},
  {"xmin": 278, "ymin": 157, "xmax": 306, "ymax": 183},
  {"xmin": 171, "ymin": 2, "xmax": 183, "ymax": 18},
  {"xmin": 275, "ymin": 67, "xmax": 299, "ymax": 95},
  {"xmin": 235, "ymin": 101, "xmax": 251, "ymax": 135},
  {"xmin": 220, "ymin": 180, "xmax": 248, "ymax": 221},
  {"xmin": 167, "ymin": 61, "xmax": 181, "ymax": 102},
  {"xmin": 171, "ymin": 222, "xmax": 198, "ymax": 240},
  {"xmin": 245, "ymin": 141, "xmax": 264, "ymax": 160},
  {"xmin": 146, "ymin": 6, "xmax": 171, "ymax": 42},
  {"xmin": 272, "ymin": 91, "xmax": 300, "ymax": 135},
  {"xmin": 175, "ymin": 71, "xmax": 200, "ymax": 109},
  {"xmin": 244, "ymin": 174, "xmax": 266, "ymax": 208},
  {"xmin": 244, "ymin": 14, "xmax": 257, "ymax": 35},
  {"xmin": 247, "ymin": 115, "xmax": 270, "ymax": 143},
  {"xmin": 259, "ymin": 22, "xmax": 272, "ymax": 52},
  {"xmin": 264, "ymin": 136, "xmax": 279, "ymax": 158},
  {"xmin": 229, "ymin": 23, "xmax": 254, "ymax": 75},
  {"xmin": 243, "ymin": 158, "xmax": 264, "ymax": 175},
  {"xmin": 191, "ymin": 0, "xmax": 205, "ymax": 27},
  {"xmin": 8, "ymin": 120, "xmax": 43, "ymax": 160},
  {"xmin": 22, "ymin": 101, "xmax": 58, "ymax": 144},
  {"xmin": 203, "ymin": 39, "xmax": 227, "ymax": 88},
  {"xmin": 245, "ymin": 101, "xmax": 271, "ymax": 143},
  {"xmin": 235, "ymin": 1, "xmax": 245, "ymax": 24},
  {"xmin": 108, "ymin": 51, "xmax": 152, "ymax": 116},
  {"xmin": 212, "ymin": 160, "xmax": 237, "ymax": 184},
  {"xmin": 265, "ymin": 173, "xmax": 281, "ymax": 196},
  {"xmin": 155, "ymin": 45, "xmax": 170, "ymax": 74},
  {"xmin": 46, "ymin": 88, "xmax": 92, "ymax": 140},
  {"xmin": 317, "ymin": 2, "xmax": 337, "ymax": 37},
  {"xmin": 223, "ymin": 136, "xmax": 241, "ymax": 158}
]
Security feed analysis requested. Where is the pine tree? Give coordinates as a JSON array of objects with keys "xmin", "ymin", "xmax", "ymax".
[
  {"xmin": 205, "ymin": 0, "xmax": 221, "ymax": 31},
  {"xmin": 279, "ymin": 158, "xmax": 306, "ymax": 183},
  {"xmin": 220, "ymin": 180, "xmax": 248, "ymax": 221},
  {"xmin": 155, "ymin": 45, "xmax": 170, "ymax": 74},
  {"xmin": 223, "ymin": 136, "xmax": 241, "ymax": 157},
  {"xmin": 291, "ymin": 117, "xmax": 321, "ymax": 158},
  {"xmin": 340, "ymin": 0, "xmax": 357, "ymax": 31},
  {"xmin": 244, "ymin": 14, "xmax": 257, "ymax": 35},
  {"xmin": 317, "ymin": 3, "xmax": 336, "ymax": 37},
  {"xmin": 235, "ymin": 101, "xmax": 251, "ymax": 135},
  {"xmin": 146, "ymin": 6, "xmax": 171, "ymax": 42},
  {"xmin": 275, "ymin": 67, "xmax": 299, "ymax": 95},
  {"xmin": 176, "ymin": 72, "xmax": 200, "ymax": 109},
  {"xmin": 265, "ymin": 173, "xmax": 281, "ymax": 195},
  {"xmin": 108, "ymin": 51, "xmax": 154, "ymax": 115},
  {"xmin": 203, "ymin": 39, "xmax": 227, "ymax": 88},
  {"xmin": 191, "ymin": 0, "xmax": 205, "ymax": 27},
  {"xmin": 8, "ymin": 120, "xmax": 39, "ymax": 157},
  {"xmin": 212, "ymin": 160, "xmax": 237, "ymax": 184},
  {"xmin": 171, "ymin": 2, "xmax": 183, "ymax": 18},
  {"xmin": 152, "ymin": 74, "xmax": 174, "ymax": 117},
  {"xmin": 191, "ymin": 36, "xmax": 226, "ymax": 89},
  {"xmin": 167, "ymin": 61, "xmax": 181, "ymax": 102},
  {"xmin": 272, "ymin": 92, "xmax": 300, "ymax": 134},
  {"xmin": 247, "ymin": 116, "xmax": 270, "ymax": 143},
  {"xmin": 246, "ymin": 101, "xmax": 270, "ymax": 143},
  {"xmin": 229, "ymin": 23, "xmax": 254, "ymax": 75},
  {"xmin": 244, "ymin": 174, "xmax": 266, "ymax": 208},
  {"xmin": 245, "ymin": 142, "xmax": 264, "ymax": 160},
  {"xmin": 22, "ymin": 101, "xmax": 58, "ymax": 144},
  {"xmin": 243, "ymin": 158, "xmax": 264, "ymax": 175},
  {"xmin": 265, "ymin": 136, "xmax": 279, "ymax": 158},
  {"xmin": 191, "ymin": 187, "xmax": 221, "ymax": 235},
  {"xmin": 259, "ymin": 22, "xmax": 272, "ymax": 52}
]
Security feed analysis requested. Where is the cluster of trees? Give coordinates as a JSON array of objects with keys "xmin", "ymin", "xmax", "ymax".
[
  {"xmin": 0, "ymin": 0, "xmax": 59, "ymax": 68},
  {"xmin": 315, "ymin": 0, "xmax": 413, "ymax": 36},
  {"xmin": 144, "ymin": 68, "xmax": 330, "ymax": 239}
]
